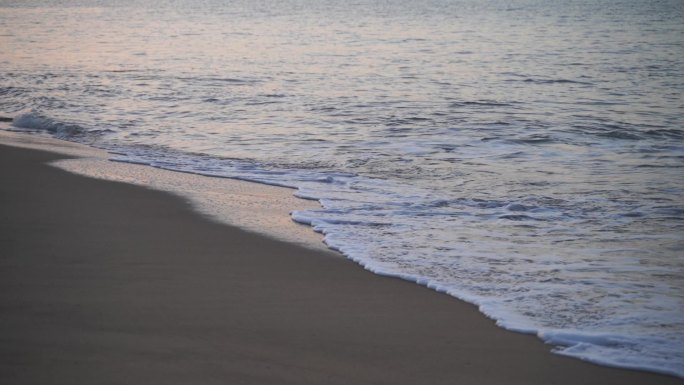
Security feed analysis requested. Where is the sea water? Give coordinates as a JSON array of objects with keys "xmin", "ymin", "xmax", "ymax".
[{"xmin": 1, "ymin": 0, "xmax": 683, "ymax": 377}]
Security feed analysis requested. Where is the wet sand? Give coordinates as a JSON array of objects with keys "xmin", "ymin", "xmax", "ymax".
[{"xmin": 1, "ymin": 144, "xmax": 680, "ymax": 384}]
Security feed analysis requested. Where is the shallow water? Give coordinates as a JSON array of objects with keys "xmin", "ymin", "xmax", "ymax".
[{"xmin": 1, "ymin": 0, "xmax": 683, "ymax": 377}]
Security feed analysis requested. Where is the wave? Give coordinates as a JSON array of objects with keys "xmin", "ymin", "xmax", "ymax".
[
  {"xmin": 542, "ymin": 330, "xmax": 684, "ymax": 378},
  {"xmin": 11, "ymin": 112, "xmax": 89, "ymax": 138}
]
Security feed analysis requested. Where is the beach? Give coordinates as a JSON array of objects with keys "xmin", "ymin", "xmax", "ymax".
[
  {"xmin": 3, "ymin": 0, "xmax": 683, "ymax": 375},
  {"xmin": 1, "ymin": 142, "xmax": 679, "ymax": 384}
]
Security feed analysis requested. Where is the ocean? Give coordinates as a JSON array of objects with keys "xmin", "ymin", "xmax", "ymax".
[{"xmin": 1, "ymin": 0, "xmax": 683, "ymax": 377}]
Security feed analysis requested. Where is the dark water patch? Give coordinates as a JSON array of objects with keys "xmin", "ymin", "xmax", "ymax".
[
  {"xmin": 449, "ymin": 100, "xmax": 514, "ymax": 108},
  {"xmin": 644, "ymin": 128, "xmax": 684, "ymax": 140},
  {"xmin": 89, "ymin": 128, "xmax": 117, "ymax": 134},
  {"xmin": 177, "ymin": 76, "xmax": 262, "ymax": 85},
  {"xmin": 653, "ymin": 207, "xmax": 684, "ymax": 218},
  {"xmin": 245, "ymin": 100, "xmax": 282, "ymax": 106},
  {"xmin": 510, "ymin": 135, "xmax": 555, "ymax": 145},
  {"xmin": 499, "ymin": 214, "xmax": 542, "ymax": 221},
  {"xmin": 576, "ymin": 100, "xmax": 625, "ymax": 106},
  {"xmin": 620, "ymin": 212, "xmax": 645, "ymax": 218},
  {"xmin": 342, "ymin": 118, "xmax": 377, "ymax": 125},
  {"xmin": 105, "ymin": 69, "xmax": 145, "ymax": 73},
  {"xmin": 435, "ymin": 144, "xmax": 458, "ymax": 153},
  {"xmin": 386, "ymin": 126, "xmax": 414, "ymax": 134},
  {"xmin": 480, "ymin": 136, "xmax": 501, "ymax": 142},
  {"xmin": 498, "ymin": 151, "xmax": 527, "ymax": 159},
  {"xmin": 519, "ymin": 78, "xmax": 593, "ymax": 86},
  {"xmin": 635, "ymin": 164, "xmax": 682, "ymax": 169},
  {"xmin": 506, "ymin": 203, "xmax": 535, "ymax": 212},
  {"xmin": 571, "ymin": 123, "xmax": 649, "ymax": 141},
  {"xmin": 0, "ymin": 86, "xmax": 26, "ymax": 97},
  {"xmin": 596, "ymin": 130, "xmax": 643, "ymax": 140}
]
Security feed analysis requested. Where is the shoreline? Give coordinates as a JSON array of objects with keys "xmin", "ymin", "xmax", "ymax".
[
  {"xmin": 0, "ymin": 129, "xmax": 327, "ymax": 252},
  {"xmin": 0, "ymin": 141, "xmax": 681, "ymax": 383}
]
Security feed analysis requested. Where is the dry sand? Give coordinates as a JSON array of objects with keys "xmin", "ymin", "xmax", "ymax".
[{"xmin": 1, "ymin": 144, "xmax": 680, "ymax": 384}]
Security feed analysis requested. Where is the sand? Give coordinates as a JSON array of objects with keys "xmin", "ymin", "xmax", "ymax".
[{"xmin": 1, "ymin": 143, "xmax": 680, "ymax": 384}]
